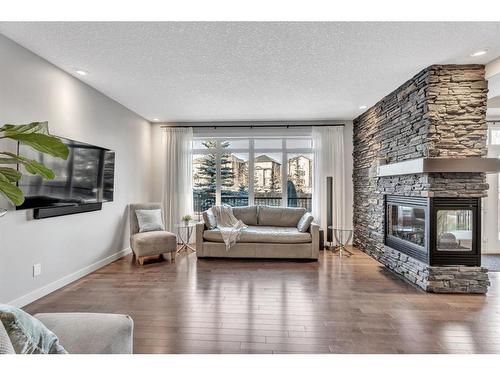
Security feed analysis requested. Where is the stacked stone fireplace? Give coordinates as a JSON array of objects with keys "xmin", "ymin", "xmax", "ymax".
[{"xmin": 353, "ymin": 64, "xmax": 490, "ymax": 293}]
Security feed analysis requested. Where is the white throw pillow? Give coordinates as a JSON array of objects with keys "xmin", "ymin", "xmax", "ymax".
[
  {"xmin": 297, "ymin": 212, "xmax": 314, "ymax": 232},
  {"xmin": 202, "ymin": 208, "xmax": 217, "ymax": 229},
  {"xmin": 135, "ymin": 209, "xmax": 165, "ymax": 232}
]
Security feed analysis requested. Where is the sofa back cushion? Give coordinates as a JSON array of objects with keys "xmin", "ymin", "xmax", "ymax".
[
  {"xmin": 258, "ymin": 206, "xmax": 306, "ymax": 227},
  {"xmin": 232, "ymin": 206, "xmax": 258, "ymax": 225}
]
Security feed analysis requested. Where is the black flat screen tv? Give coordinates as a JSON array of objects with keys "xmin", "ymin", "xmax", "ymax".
[{"xmin": 16, "ymin": 137, "xmax": 115, "ymax": 210}]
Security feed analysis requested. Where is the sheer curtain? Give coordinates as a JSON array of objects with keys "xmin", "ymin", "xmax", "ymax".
[
  {"xmin": 161, "ymin": 127, "xmax": 193, "ymax": 232},
  {"xmin": 312, "ymin": 126, "xmax": 345, "ymax": 232}
]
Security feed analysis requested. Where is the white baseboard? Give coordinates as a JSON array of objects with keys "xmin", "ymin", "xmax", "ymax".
[{"xmin": 7, "ymin": 247, "xmax": 132, "ymax": 308}]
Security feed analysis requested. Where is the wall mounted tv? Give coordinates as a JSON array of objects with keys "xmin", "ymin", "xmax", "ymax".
[{"xmin": 16, "ymin": 137, "xmax": 115, "ymax": 218}]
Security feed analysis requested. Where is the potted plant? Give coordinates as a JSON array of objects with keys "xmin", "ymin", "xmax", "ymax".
[
  {"xmin": 181, "ymin": 214, "xmax": 193, "ymax": 226},
  {"xmin": 0, "ymin": 122, "xmax": 69, "ymax": 215}
]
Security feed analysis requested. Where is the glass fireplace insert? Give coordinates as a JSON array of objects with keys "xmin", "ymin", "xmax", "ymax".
[{"xmin": 385, "ymin": 195, "xmax": 481, "ymax": 266}]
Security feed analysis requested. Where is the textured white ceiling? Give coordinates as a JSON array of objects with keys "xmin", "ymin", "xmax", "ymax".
[{"xmin": 1, "ymin": 22, "xmax": 500, "ymax": 122}]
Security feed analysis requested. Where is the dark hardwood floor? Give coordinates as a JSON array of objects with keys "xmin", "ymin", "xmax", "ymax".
[{"xmin": 25, "ymin": 248, "xmax": 500, "ymax": 354}]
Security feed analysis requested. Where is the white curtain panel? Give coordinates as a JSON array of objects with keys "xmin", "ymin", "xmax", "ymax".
[
  {"xmin": 161, "ymin": 127, "xmax": 194, "ymax": 232},
  {"xmin": 312, "ymin": 126, "xmax": 345, "ymax": 231}
]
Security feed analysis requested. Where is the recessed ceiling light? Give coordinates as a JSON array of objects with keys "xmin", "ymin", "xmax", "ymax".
[
  {"xmin": 75, "ymin": 69, "xmax": 88, "ymax": 76},
  {"xmin": 152, "ymin": 118, "xmax": 160, "ymax": 122},
  {"xmin": 470, "ymin": 49, "xmax": 488, "ymax": 57},
  {"xmin": 359, "ymin": 105, "xmax": 367, "ymax": 110}
]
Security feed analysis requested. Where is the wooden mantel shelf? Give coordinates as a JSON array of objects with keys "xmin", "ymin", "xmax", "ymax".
[{"xmin": 377, "ymin": 157, "xmax": 500, "ymax": 177}]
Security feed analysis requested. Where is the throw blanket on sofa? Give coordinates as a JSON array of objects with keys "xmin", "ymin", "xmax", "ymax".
[{"xmin": 212, "ymin": 205, "xmax": 247, "ymax": 250}]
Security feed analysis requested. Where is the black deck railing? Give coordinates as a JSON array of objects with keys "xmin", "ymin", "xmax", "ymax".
[{"xmin": 193, "ymin": 193, "xmax": 312, "ymax": 214}]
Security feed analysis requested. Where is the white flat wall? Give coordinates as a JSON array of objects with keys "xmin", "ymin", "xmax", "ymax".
[{"xmin": 0, "ymin": 35, "xmax": 152, "ymax": 306}]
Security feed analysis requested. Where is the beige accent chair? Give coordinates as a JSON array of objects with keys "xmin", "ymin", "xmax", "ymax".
[
  {"xmin": 129, "ymin": 203, "xmax": 177, "ymax": 265},
  {"xmin": 196, "ymin": 206, "xmax": 319, "ymax": 260}
]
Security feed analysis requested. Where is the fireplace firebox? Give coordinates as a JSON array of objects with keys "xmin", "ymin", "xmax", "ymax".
[{"xmin": 385, "ymin": 195, "xmax": 481, "ymax": 266}]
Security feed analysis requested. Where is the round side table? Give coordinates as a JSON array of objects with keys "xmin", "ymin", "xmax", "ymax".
[
  {"xmin": 328, "ymin": 226, "xmax": 353, "ymax": 257},
  {"xmin": 175, "ymin": 223, "xmax": 196, "ymax": 254}
]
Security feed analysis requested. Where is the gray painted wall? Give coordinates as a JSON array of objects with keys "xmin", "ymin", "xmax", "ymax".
[{"xmin": 0, "ymin": 35, "xmax": 152, "ymax": 305}]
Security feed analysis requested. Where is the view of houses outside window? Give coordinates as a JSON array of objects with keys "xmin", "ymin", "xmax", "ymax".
[
  {"xmin": 192, "ymin": 138, "xmax": 312, "ymax": 217},
  {"xmin": 254, "ymin": 152, "xmax": 282, "ymax": 206}
]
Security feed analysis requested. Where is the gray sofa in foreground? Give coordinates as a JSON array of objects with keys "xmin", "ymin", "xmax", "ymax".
[
  {"xmin": 35, "ymin": 313, "xmax": 134, "ymax": 354},
  {"xmin": 1, "ymin": 312, "xmax": 134, "ymax": 354},
  {"xmin": 196, "ymin": 206, "xmax": 319, "ymax": 260}
]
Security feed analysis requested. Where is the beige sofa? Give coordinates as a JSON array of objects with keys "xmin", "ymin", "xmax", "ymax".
[{"xmin": 196, "ymin": 206, "xmax": 319, "ymax": 260}]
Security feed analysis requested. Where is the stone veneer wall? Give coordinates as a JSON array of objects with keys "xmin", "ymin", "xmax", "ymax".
[
  {"xmin": 352, "ymin": 65, "xmax": 490, "ymax": 293},
  {"xmin": 384, "ymin": 248, "xmax": 489, "ymax": 293}
]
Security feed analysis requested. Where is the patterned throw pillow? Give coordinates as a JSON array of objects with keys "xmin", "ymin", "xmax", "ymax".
[
  {"xmin": 0, "ymin": 320, "xmax": 15, "ymax": 354},
  {"xmin": 135, "ymin": 209, "xmax": 165, "ymax": 232},
  {"xmin": 0, "ymin": 304, "xmax": 67, "ymax": 354}
]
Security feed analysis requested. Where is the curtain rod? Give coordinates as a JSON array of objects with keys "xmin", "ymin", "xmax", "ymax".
[{"xmin": 160, "ymin": 121, "xmax": 345, "ymax": 129}]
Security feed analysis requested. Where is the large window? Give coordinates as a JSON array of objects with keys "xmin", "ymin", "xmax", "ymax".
[{"xmin": 192, "ymin": 137, "xmax": 313, "ymax": 216}]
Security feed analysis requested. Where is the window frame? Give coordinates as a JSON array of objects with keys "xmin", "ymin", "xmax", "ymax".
[{"xmin": 192, "ymin": 136, "xmax": 313, "ymax": 209}]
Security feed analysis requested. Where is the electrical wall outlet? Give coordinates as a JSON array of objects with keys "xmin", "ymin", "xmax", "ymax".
[{"xmin": 33, "ymin": 263, "xmax": 42, "ymax": 277}]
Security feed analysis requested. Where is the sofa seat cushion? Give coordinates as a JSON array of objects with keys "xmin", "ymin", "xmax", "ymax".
[
  {"xmin": 203, "ymin": 225, "xmax": 311, "ymax": 244},
  {"xmin": 130, "ymin": 231, "xmax": 177, "ymax": 257}
]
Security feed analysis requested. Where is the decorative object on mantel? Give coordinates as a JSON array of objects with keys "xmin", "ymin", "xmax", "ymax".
[
  {"xmin": 181, "ymin": 214, "xmax": 193, "ymax": 227},
  {"xmin": 0, "ymin": 122, "xmax": 69, "ymax": 207}
]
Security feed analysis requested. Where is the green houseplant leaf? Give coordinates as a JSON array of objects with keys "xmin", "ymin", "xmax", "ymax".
[
  {"xmin": 0, "ymin": 121, "xmax": 50, "ymax": 135},
  {"xmin": 0, "ymin": 167, "xmax": 22, "ymax": 182},
  {"xmin": 0, "ymin": 121, "xmax": 69, "ymax": 207},
  {"xmin": 6, "ymin": 133, "xmax": 69, "ymax": 159},
  {"xmin": 0, "ymin": 152, "xmax": 56, "ymax": 179},
  {"xmin": 1, "ymin": 122, "xmax": 68, "ymax": 159},
  {"xmin": 0, "ymin": 173, "xmax": 24, "ymax": 205}
]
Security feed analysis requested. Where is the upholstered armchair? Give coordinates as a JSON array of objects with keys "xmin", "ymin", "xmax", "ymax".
[{"xmin": 129, "ymin": 203, "xmax": 177, "ymax": 265}]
